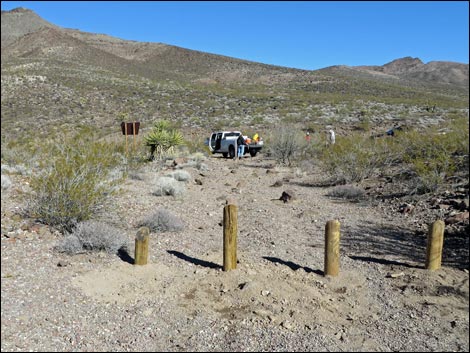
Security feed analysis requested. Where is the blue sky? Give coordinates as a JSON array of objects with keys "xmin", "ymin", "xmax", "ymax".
[{"xmin": 2, "ymin": 1, "xmax": 468, "ymax": 70}]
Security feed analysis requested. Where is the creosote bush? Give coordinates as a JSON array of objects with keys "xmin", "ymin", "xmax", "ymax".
[
  {"xmin": 317, "ymin": 116, "xmax": 468, "ymax": 193},
  {"xmin": 29, "ymin": 131, "xmax": 125, "ymax": 233},
  {"xmin": 266, "ymin": 126, "xmax": 305, "ymax": 166},
  {"xmin": 138, "ymin": 208, "xmax": 184, "ymax": 233},
  {"xmin": 55, "ymin": 220, "xmax": 128, "ymax": 254},
  {"xmin": 318, "ymin": 134, "xmax": 393, "ymax": 184}
]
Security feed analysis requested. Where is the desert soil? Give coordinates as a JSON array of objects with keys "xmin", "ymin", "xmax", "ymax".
[{"xmin": 1, "ymin": 153, "xmax": 469, "ymax": 352}]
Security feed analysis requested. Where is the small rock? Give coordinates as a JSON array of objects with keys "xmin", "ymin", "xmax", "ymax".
[
  {"xmin": 399, "ymin": 203, "xmax": 414, "ymax": 214},
  {"xmin": 281, "ymin": 320, "xmax": 293, "ymax": 330},
  {"xmin": 387, "ymin": 272, "xmax": 405, "ymax": 278},
  {"xmin": 280, "ymin": 190, "xmax": 297, "ymax": 203},
  {"xmin": 445, "ymin": 211, "xmax": 469, "ymax": 224}
]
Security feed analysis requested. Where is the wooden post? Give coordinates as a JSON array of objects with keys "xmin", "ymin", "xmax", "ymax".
[
  {"xmin": 134, "ymin": 227, "xmax": 150, "ymax": 265},
  {"xmin": 132, "ymin": 122, "xmax": 136, "ymax": 151},
  {"xmin": 124, "ymin": 122, "xmax": 128, "ymax": 155},
  {"xmin": 223, "ymin": 204, "xmax": 238, "ymax": 271},
  {"xmin": 425, "ymin": 220, "xmax": 445, "ymax": 270},
  {"xmin": 324, "ymin": 220, "xmax": 340, "ymax": 276}
]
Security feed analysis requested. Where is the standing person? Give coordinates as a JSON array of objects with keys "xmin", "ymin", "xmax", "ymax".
[
  {"xmin": 328, "ymin": 129, "xmax": 336, "ymax": 145},
  {"xmin": 237, "ymin": 134, "xmax": 247, "ymax": 159},
  {"xmin": 305, "ymin": 131, "xmax": 311, "ymax": 142}
]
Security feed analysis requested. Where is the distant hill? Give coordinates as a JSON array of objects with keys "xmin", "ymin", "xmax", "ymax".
[
  {"xmin": 2, "ymin": 7, "xmax": 467, "ymax": 87},
  {"xmin": 358, "ymin": 57, "xmax": 468, "ymax": 87},
  {"xmin": 1, "ymin": 7, "xmax": 58, "ymax": 47},
  {"xmin": 1, "ymin": 7, "xmax": 468, "ymax": 139}
]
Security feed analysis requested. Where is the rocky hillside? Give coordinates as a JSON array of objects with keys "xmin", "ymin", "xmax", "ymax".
[
  {"xmin": 1, "ymin": 7, "xmax": 58, "ymax": 47},
  {"xmin": 1, "ymin": 7, "xmax": 468, "ymax": 140},
  {"xmin": 354, "ymin": 56, "xmax": 469, "ymax": 87}
]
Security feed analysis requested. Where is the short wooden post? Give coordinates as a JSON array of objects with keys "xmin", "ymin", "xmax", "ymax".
[
  {"xmin": 132, "ymin": 122, "xmax": 136, "ymax": 151},
  {"xmin": 134, "ymin": 227, "xmax": 150, "ymax": 265},
  {"xmin": 324, "ymin": 220, "xmax": 340, "ymax": 276},
  {"xmin": 425, "ymin": 220, "xmax": 445, "ymax": 270},
  {"xmin": 223, "ymin": 204, "xmax": 238, "ymax": 271},
  {"xmin": 124, "ymin": 122, "xmax": 129, "ymax": 155}
]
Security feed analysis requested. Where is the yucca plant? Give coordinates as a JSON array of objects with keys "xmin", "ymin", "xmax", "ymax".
[{"xmin": 145, "ymin": 120, "xmax": 184, "ymax": 160}]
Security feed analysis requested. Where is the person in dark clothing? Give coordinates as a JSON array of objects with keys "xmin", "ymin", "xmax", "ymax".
[{"xmin": 237, "ymin": 135, "xmax": 247, "ymax": 159}]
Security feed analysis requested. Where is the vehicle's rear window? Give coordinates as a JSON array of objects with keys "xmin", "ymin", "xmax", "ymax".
[{"xmin": 225, "ymin": 132, "xmax": 240, "ymax": 137}]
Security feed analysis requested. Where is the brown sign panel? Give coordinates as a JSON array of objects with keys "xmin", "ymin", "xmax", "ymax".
[{"xmin": 121, "ymin": 122, "xmax": 140, "ymax": 135}]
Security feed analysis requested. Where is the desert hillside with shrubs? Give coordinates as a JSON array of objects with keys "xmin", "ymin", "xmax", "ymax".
[
  {"xmin": 1, "ymin": 7, "xmax": 469, "ymax": 352},
  {"xmin": 2, "ymin": 7, "xmax": 468, "ymax": 238}
]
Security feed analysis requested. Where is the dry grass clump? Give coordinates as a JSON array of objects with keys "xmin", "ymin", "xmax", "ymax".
[
  {"xmin": 165, "ymin": 170, "xmax": 191, "ymax": 182},
  {"xmin": 1, "ymin": 174, "xmax": 12, "ymax": 190},
  {"xmin": 138, "ymin": 208, "xmax": 184, "ymax": 233},
  {"xmin": 55, "ymin": 220, "xmax": 129, "ymax": 255},
  {"xmin": 327, "ymin": 185, "xmax": 366, "ymax": 201},
  {"xmin": 153, "ymin": 176, "xmax": 186, "ymax": 197}
]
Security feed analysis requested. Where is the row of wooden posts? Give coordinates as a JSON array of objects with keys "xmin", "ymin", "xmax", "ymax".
[{"xmin": 134, "ymin": 204, "xmax": 446, "ymax": 273}]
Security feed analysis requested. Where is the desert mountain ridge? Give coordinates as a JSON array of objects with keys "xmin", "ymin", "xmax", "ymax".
[
  {"xmin": 1, "ymin": 7, "xmax": 468, "ymax": 140},
  {"xmin": 1, "ymin": 7, "xmax": 468, "ymax": 88}
]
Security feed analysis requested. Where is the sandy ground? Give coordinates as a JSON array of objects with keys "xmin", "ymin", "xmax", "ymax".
[{"xmin": 1, "ymin": 153, "xmax": 469, "ymax": 352}]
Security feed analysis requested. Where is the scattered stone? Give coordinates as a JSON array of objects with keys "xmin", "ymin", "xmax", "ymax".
[
  {"xmin": 387, "ymin": 272, "xmax": 405, "ymax": 278},
  {"xmin": 399, "ymin": 203, "xmax": 414, "ymax": 214},
  {"xmin": 280, "ymin": 190, "xmax": 297, "ymax": 203},
  {"xmin": 173, "ymin": 157, "xmax": 188, "ymax": 166},
  {"xmin": 281, "ymin": 320, "xmax": 294, "ymax": 330},
  {"xmin": 445, "ymin": 211, "xmax": 469, "ymax": 224},
  {"xmin": 57, "ymin": 261, "xmax": 69, "ymax": 267},
  {"xmin": 226, "ymin": 197, "xmax": 237, "ymax": 206}
]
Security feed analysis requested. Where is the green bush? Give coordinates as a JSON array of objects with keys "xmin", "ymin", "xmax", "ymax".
[
  {"xmin": 398, "ymin": 124, "xmax": 465, "ymax": 193},
  {"xmin": 317, "ymin": 117, "xmax": 468, "ymax": 192},
  {"xmin": 29, "ymin": 133, "xmax": 125, "ymax": 233},
  {"xmin": 266, "ymin": 126, "xmax": 305, "ymax": 166},
  {"xmin": 318, "ymin": 134, "xmax": 393, "ymax": 184}
]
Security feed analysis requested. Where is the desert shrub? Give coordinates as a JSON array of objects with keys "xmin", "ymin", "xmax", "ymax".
[
  {"xmin": 327, "ymin": 185, "xmax": 366, "ymax": 201},
  {"xmin": 397, "ymin": 128, "xmax": 460, "ymax": 193},
  {"xmin": 1, "ymin": 135, "xmax": 40, "ymax": 174},
  {"xmin": 176, "ymin": 152, "xmax": 209, "ymax": 171},
  {"xmin": 138, "ymin": 208, "xmax": 184, "ymax": 232},
  {"xmin": 28, "ymin": 133, "xmax": 125, "ymax": 233},
  {"xmin": 165, "ymin": 170, "xmax": 191, "ymax": 182},
  {"xmin": 266, "ymin": 126, "xmax": 305, "ymax": 166},
  {"xmin": 318, "ymin": 134, "xmax": 394, "ymax": 184},
  {"xmin": 1, "ymin": 174, "xmax": 12, "ymax": 190},
  {"xmin": 55, "ymin": 220, "xmax": 128, "ymax": 254},
  {"xmin": 153, "ymin": 176, "xmax": 186, "ymax": 197}
]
